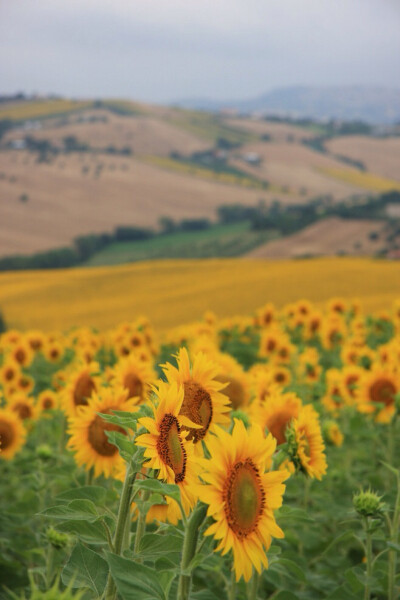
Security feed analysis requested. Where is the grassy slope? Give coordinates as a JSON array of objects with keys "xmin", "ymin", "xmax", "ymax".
[
  {"xmin": 0, "ymin": 257, "xmax": 398, "ymax": 332},
  {"xmin": 85, "ymin": 222, "xmax": 278, "ymax": 266}
]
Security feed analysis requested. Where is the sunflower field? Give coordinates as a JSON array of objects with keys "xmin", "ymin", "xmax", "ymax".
[{"xmin": 1, "ymin": 297, "xmax": 400, "ymax": 600}]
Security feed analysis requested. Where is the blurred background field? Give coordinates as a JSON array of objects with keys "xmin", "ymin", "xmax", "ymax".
[{"xmin": 0, "ymin": 257, "xmax": 399, "ymax": 332}]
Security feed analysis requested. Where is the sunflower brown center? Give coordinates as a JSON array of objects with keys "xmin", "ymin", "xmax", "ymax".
[
  {"xmin": 43, "ymin": 398, "xmax": 53, "ymax": 410},
  {"xmin": 156, "ymin": 413, "xmax": 186, "ymax": 483},
  {"xmin": 180, "ymin": 381, "xmax": 213, "ymax": 443},
  {"xmin": 267, "ymin": 411, "xmax": 291, "ymax": 445},
  {"xmin": 0, "ymin": 420, "xmax": 14, "ymax": 451},
  {"xmin": 87, "ymin": 409, "xmax": 126, "ymax": 456},
  {"xmin": 73, "ymin": 373, "xmax": 96, "ymax": 407},
  {"xmin": 50, "ymin": 348, "xmax": 60, "ymax": 360},
  {"xmin": 369, "ymin": 379, "xmax": 396, "ymax": 407},
  {"xmin": 216, "ymin": 375, "xmax": 245, "ymax": 410},
  {"xmin": 5, "ymin": 368, "xmax": 15, "ymax": 382},
  {"xmin": 266, "ymin": 339, "xmax": 276, "ymax": 352},
  {"xmin": 19, "ymin": 377, "xmax": 31, "ymax": 389},
  {"xmin": 224, "ymin": 459, "xmax": 265, "ymax": 538},
  {"xmin": 123, "ymin": 373, "xmax": 143, "ymax": 400},
  {"xmin": 13, "ymin": 402, "xmax": 32, "ymax": 420},
  {"xmin": 15, "ymin": 349, "xmax": 26, "ymax": 364}
]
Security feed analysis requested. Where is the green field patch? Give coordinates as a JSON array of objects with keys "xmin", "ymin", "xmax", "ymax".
[{"xmin": 85, "ymin": 222, "xmax": 279, "ymax": 266}]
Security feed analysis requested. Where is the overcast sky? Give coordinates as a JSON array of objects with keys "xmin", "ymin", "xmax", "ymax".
[{"xmin": 1, "ymin": 0, "xmax": 399, "ymax": 103}]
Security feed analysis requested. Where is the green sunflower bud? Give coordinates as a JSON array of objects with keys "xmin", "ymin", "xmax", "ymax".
[
  {"xmin": 37, "ymin": 444, "xmax": 53, "ymax": 460},
  {"xmin": 46, "ymin": 527, "xmax": 70, "ymax": 550},
  {"xmin": 353, "ymin": 489, "xmax": 384, "ymax": 518}
]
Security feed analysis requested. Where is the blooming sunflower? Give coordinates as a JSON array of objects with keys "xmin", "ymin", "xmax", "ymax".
[
  {"xmin": 212, "ymin": 352, "xmax": 251, "ymax": 410},
  {"xmin": 198, "ymin": 419, "xmax": 289, "ymax": 582},
  {"xmin": 357, "ymin": 367, "xmax": 399, "ymax": 423},
  {"xmin": 38, "ymin": 390, "xmax": 59, "ymax": 414},
  {"xmin": 161, "ymin": 348, "xmax": 230, "ymax": 447},
  {"xmin": 62, "ymin": 361, "xmax": 100, "ymax": 418},
  {"xmin": 0, "ymin": 408, "xmax": 26, "ymax": 459},
  {"xmin": 67, "ymin": 387, "xmax": 136, "ymax": 478},
  {"xmin": 111, "ymin": 354, "xmax": 155, "ymax": 404},
  {"xmin": 252, "ymin": 390, "xmax": 302, "ymax": 446},
  {"xmin": 8, "ymin": 394, "xmax": 38, "ymax": 422},
  {"xmin": 0, "ymin": 360, "xmax": 20, "ymax": 387},
  {"xmin": 290, "ymin": 404, "xmax": 327, "ymax": 480},
  {"xmin": 136, "ymin": 381, "xmax": 200, "ymax": 515},
  {"xmin": 10, "ymin": 340, "xmax": 33, "ymax": 368}
]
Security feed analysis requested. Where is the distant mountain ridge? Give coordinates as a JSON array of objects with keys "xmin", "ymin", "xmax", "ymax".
[{"xmin": 175, "ymin": 85, "xmax": 400, "ymax": 124}]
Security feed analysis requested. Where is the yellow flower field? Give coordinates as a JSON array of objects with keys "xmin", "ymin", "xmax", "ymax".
[
  {"xmin": 0, "ymin": 257, "xmax": 399, "ymax": 332},
  {"xmin": 318, "ymin": 166, "xmax": 400, "ymax": 192},
  {"xmin": 0, "ymin": 99, "xmax": 93, "ymax": 120}
]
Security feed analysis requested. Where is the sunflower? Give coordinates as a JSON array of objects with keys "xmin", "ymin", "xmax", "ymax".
[
  {"xmin": 161, "ymin": 348, "xmax": 230, "ymax": 447},
  {"xmin": 297, "ymin": 348, "xmax": 321, "ymax": 384},
  {"xmin": 43, "ymin": 341, "xmax": 64, "ymax": 363},
  {"xmin": 67, "ymin": 387, "xmax": 136, "ymax": 478},
  {"xmin": 259, "ymin": 329, "xmax": 282, "ymax": 359},
  {"xmin": 305, "ymin": 311, "xmax": 323, "ymax": 339},
  {"xmin": 62, "ymin": 361, "xmax": 100, "ymax": 418},
  {"xmin": 322, "ymin": 369, "xmax": 347, "ymax": 413},
  {"xmin": 8, "ymin": 394, "xmax": 38, "ymax": 421},
  {"xmin": 136, "ymin": 381, "xmax": 200, "ymax": 515},
  {"xmin": 323, "ymin": 421, "xmax": 344, "ymax": 447},
  {"xmin": 341, "ymin": 366, "xmax": 363, "ymax": 405},
  {"xmin": 10, "ymin": 340, "xmax": 34, "ymax": 368},
  {"xmin": 256, "ymin": 303, "xmax": 276, "ymax": 328},
  {"xmin": 26, "ymin": 330, "xmax": 46, "ymax": 353},
  {"xmin": 0, "ymin": 360, "xmax": 20, "ymax": 387},
  {"xmin": 38, "ymin": 390, "xmax": 59, "ymax": 414},
  {"xmin": 0, "ymin": 408, "xmax": 26, "ymax": 460},
  {"xmin": 111, "ymin": 354, "xmax": 155, "ymax": 404},
  {"xmin": 357, "ymin": 368, "xmax": 399, "ymax": 423},
  {"xmin": 321, "ymin": 317, "xmax": 347, "ymax": 350},
  {"xmin": 290, "ymin": 404, "xmax": 327, "ymax": 480},
  {"xmin": 16, "ymin": 373, "xmax": 34, "ymax": 395},
  {"xmin": 253, "ymin": 390, "xmax": 302, "ymax": 445},
  {"xmin": 198, "ymin": 419, "xmax": 289, "ymax": 582},
  {"xmin": 211, "ymin": 352, "xmax": 251, "ymax": 410}
]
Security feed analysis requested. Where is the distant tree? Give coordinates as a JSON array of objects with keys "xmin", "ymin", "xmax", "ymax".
[{"xmin": 159, "ymin": 216, "xmax": 176, "ymax": 234}]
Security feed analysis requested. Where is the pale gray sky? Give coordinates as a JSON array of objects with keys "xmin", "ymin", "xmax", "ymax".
[{"xmin": 0, "ymin": 0, "xmax": 399, "ymax": 102}]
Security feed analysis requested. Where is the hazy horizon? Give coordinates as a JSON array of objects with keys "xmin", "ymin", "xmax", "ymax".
[{"xmin": 1, "ymin": 0, "xmax": 399, "ymax": 104}]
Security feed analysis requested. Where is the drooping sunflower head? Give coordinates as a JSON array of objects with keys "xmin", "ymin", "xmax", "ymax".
[
  {"xmin": 161, "ymin": 348, "xmax": 230, "ymax": 446},
  {"xmin": 110, "ymin": 354, "xmax": 155, "ymax": 404},
  {"xmin": 0, "ymin": 408, "xmax": 26, "ymax": 460},
  {"xmin": 136, "ymin": 380, "xmax": 200, "ymax": 514},
  {"xmin": 67, "ymin": 386, "xmax": 136, "ymax": 478},
  {"xmin": 198, "ymin": 420, "xmax": 289, "ymax": 582},
  {"xmin": 62, "ymin": 361, "xmax": 100, "ymax": 418},
  {"xmin": 289, "ymin": 404, "xmax": 327, "ymax": 480}
]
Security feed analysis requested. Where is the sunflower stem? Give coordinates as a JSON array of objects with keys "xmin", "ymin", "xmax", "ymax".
[
  {"xmin": 177, "ymin": 503, "xmax": 208, "ymax": 600},
  {"xmin": 133, "ymin": 489, "xmax": 150, "ymax": 559},
  {"xmin": 227, "ymin": 568, "xmax": 237, "ymax": 600},
  {"xmin": 247, "ymin": 571, "xmax": 259, "ymax": 600},
  {"xmin": 363, "ymin": 516, "xmax": 373, "ymax": 600},
  {"xmin": 388, "ymin": 469, "xmax": 400, "ymax": 600},
  {"xmin": 103, "ymin": 466, "xmax": 137, "ymax": 600}
]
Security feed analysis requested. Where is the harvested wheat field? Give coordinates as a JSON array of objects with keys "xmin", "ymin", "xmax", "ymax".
[
  {"xmin": 229, "ymin": 142, "xmax": 365, "ymax": 199},
  {"xmin": 326, "ymin": 135, "xmax": 400, "ymax": 181},
  {"xmin": 0, "ymin": 151, "xmax": 271, "ymax": 256},
  {"xmin": 4, "ymin": 111, "xmax": 210, "ymax": 157},
  {"xmin": 0, "ymin": 257, "xmax": 398, "ymax": 332},
  {"xmin": 248, "ymin": 217, "xmax": 387, "ymax": 258}
]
